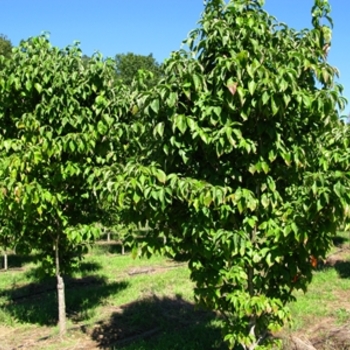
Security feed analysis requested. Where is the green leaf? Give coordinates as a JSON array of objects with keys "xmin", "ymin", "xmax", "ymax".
[
  {"xmin": 262, "ymin": 91, "xmax": 269, "ymax": 105},
  {"xmin": 34, "ymin": 83, "xmax": 42, "ymax": 94},
  {"xmin": 167, "ymin": 92, "xmax": 177, "ymax": 108},
  {"xmin": 261, "ymin": 162, "xmax": 269, "ymax": 174},
  {"xmin": 97, "ymin": 120, "xmax": 108, "ymax": 135},
  {"xmin": 261, "ymin": 194, "xmax": 269, "ymax": 208},
  {"xmin": 236, "ymin": 86, "xmax": 246, "ymax": 106},
  {"xmin": 154, "ymin": 122, "xmax": 165, "ymax": 137},
  {"xmin": 150, "ymin": 98, "xmax": 160, "ymax": 114},
  {"xmin": 155, "ymin": 169, "xmax": 167, "ymax": 184},
  {"xmin": 193, "ymin": 74, "xmax": 202, "ymax": 91},
  {"xmin": 282, "ymin": 94, "xmax": 291, "ymax": 107},
  {"xmin": 25, "ymin": 80, "xmax": 32, "ymax": 91},
  {"xmin": 133, "ymin": 192, "xmax": 141, "ymax": 204},
  {"xmin": 175, "ymin": 114, "xmax": 187, "ymax": 134},
  {"xmin": 271, "ymin": 97, "xmax": 278, "ymax": 116},
  {"xmin": 69, "ymin": 140, "xmax": 75, "ymax": 152},
  {"xmin": 268, "ymin": 150, "xmax": 276, "ymax": 162},
  {"xmin": 248, "ymin": 80, "xmax": 256, "ymax": 95}
]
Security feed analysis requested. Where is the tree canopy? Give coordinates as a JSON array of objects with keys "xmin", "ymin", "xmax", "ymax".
[
  {"xmin": 0, "ymin": 34, "xmax": 12, "ymax": 70},
  {"xmin": 0, "ymin": 34, "xmax": 12, "ymax": 58}
]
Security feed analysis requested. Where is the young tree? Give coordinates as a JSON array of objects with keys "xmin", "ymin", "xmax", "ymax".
[
  {"xmin": 0, "ymin": 210, "xmax": 16, "ymax": 270},
  {"xmin": 0, "ymin": 35, "xmax": 132, "ymax": 335},
  {"xmin": 100, "ymin": 0, "xmax": 350, "ymax": 348}
]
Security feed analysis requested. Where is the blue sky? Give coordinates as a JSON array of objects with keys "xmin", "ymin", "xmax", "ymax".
[{"xmin": 1, "ymin": 0, "xmax": 349, "ymax": 115}]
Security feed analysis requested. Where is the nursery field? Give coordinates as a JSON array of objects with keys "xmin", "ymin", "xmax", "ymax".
[{"xmin": 1, "ymin": 233, "xmax": 350, "ymax": 350}]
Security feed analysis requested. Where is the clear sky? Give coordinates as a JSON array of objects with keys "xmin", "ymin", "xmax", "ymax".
[{"xmin": 1, "ymin": 0, "xmax": 349, "ymax": 115}]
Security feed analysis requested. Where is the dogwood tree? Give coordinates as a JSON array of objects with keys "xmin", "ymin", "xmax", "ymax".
[
  {"xmin": 0, "ymin": 35, "xmax": 133, "ymax": 335},
  {"xmin": 100, "ymin": 0, "xmax": 350, "ymax": 348}
]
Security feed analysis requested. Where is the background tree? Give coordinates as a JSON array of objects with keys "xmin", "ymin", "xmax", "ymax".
[
  {"xmin": 0, "ymin": 34, "xmax": 12, "ymax": 70},
  {"xmin": 0, "ymin": 35, "xmax": 133, "ymax": 335},
  {"xmin": 115, "ymin": 52, "xmax": 162, "ymax": 87},
  {"xmin": 0, "ymin": 34, "xmax": 12, "ymax": 58},
  {"xmin": 0, "ymin": 203, "xmax": 18, "ymax": 270},
  {"xmin": 0, "ymin": 34, "xmax": 13, "ymax": 267},
  {"xmin": 100, "ymin": 0, "xmax": 350, "ymax": 348}
]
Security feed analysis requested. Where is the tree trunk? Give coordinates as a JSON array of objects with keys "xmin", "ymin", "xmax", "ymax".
[
  {"xmin": 247, "ymin": 266, "xmax": 258, "ymax": 350},
  {"xmin": 3, "ymin": 250, "xmax": 8, "ymax": 270},
  {"xmin": 121, "ymin": 243, "xmax": 125, "ymax": 255},
  {"xmin": 245, "ymin": 184, "xmax": 260, "ymax": 350},
  {"xmin": 55, "ymin": 238, "xmax": 66, "ymax": 336},
  {"xmin": 107, "ymin": 232, "xmax": 111, "ymax": 242}
]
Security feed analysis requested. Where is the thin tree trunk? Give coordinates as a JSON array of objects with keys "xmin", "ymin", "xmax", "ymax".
[
  {"xmin": 3, "ymin": 250, "xmax": 8, "ymax": 270},
  {"xmin": 107, "ymin": 232, "xmax": 111, "ymax": 242},
  {"xmin": 121, "ymin": 243, "xmax": 125, "ymax": 255},
  {"xmin": 247, "ymin": 265, "xmax": 257, "ymax": 350},
  {"xmin": 245, "ymin": 184, "xmax": 261, "ymax": 350},
  {"xmin": 55, "ymin": 237, "xmax": 66, "ymax": 336}
]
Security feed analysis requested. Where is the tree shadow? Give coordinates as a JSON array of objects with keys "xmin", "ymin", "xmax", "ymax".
[
  {"xmin": 333, "ymin": 261, "xmax": 350, "ymax": 279},
  {"xmin": 24, "ymin": 260, "xmax": 103, "ymax": 281},
  {"xmin": 332, "ymin": 235, "xmax": 349, "ymax": 247},
  {"xmin": 0, "ymin": 251, "xmax": 42, "ymax": 270},
  {"xmin": 0, "ymin": 275, "xmax": 129, "ymax": 326},
  {"xmin": 88, "ymin": 294, "xmax": 227, "ymax": 350},
  {"xmin": 93, "ymin": 242, "xmax": 131, "ymax": 255}
]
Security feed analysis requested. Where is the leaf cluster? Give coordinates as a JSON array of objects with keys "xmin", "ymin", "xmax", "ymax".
[{"xmin": 0, "ymin": 34, "xmax": 135, "ymax": 274}]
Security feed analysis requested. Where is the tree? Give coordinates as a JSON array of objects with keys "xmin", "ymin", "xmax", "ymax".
[
  {"xmin": 0, "ymin": 34, "xmax": 12, "ymax": 71},
  {"xmin": 0, "ymin": 205, "xmax": 18, "ymax": 270},
  {"xmin": 0, "ymin": 35, "xmax": 132, "ymax": 335},
  {"xmin": 100, "ymin": 0, "xmax": 350, "ymax": 348},
  {"xmin": 0, "ymin": 34, "xmax": 14, "ymax": 268},
  {"xmin": 0, "ymin": 34, "xmax": 12, "ymax": 58},
  {"xmin": 115, "ymin": 52, "xmax": 162, "ymax": 87}
]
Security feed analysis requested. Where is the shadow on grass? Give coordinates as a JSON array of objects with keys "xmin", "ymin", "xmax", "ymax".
[
  {"xmin": 24, "ymin": 260, "xmax": 103, "ymax": 281},
  {"xmin": 0, "ymin": 275, "xmax": 129, "ymax": 326},
  {"xmin": 332, "ymin": 234, "xmax": 349, "ymax": 247},
  {"xmin": 88, "ymin": 294, "xmax": 228, "ymax": 350},
  {"xmin": 93, "ymin": 242, "xmax": 131, "ymax": 256},
  {"xmin": 333, "ymin": 260, "xmax": 350, "ymax": 279},
  {"xmin": 0, "ymin": 252, "xmax": 42, "ymax": 270}
]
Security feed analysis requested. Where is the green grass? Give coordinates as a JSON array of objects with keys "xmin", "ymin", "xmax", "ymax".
[
  {"xmin": 0, "ymin": 246, "xmax": 226, "ymax": 349},
  {"xmin": 280, "ymin": 232, "xmax": 350, "ymax": 349},
  {"xmin": 1, "ymin": 234, "xmax": 350, "ymax": 349}
]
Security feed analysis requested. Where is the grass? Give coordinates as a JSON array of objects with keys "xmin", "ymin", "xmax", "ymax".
[
  {"xmin": 1, "ymin": 235, "xmax": 350, "ymax": 349},
  {"xmin": 280, "ymin": 231, "xmax": 350, "ymax": 349},
  {"xmin": 0, "ymin": 245, "xmax": 225, "ymax": 349}
]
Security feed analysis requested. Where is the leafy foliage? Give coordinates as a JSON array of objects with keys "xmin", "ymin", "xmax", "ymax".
[
  {"xmin": 0, "ymin": 34, "xmax": 12, "ymax": 70},
  {"xmin": 0, "ymin": 34, "xmax": 135, "ymax": 333},
  {"xmin": 115, "ymin": 52, "xmax": 163, "ymax": 87},
  {"xmin": 99, "ymin": 0, "xmax": 350, "ymax": 348},
  {"xmin": 0, "ymin": 34, "xmax": 12, "ymax": 58}
]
